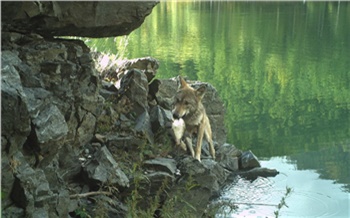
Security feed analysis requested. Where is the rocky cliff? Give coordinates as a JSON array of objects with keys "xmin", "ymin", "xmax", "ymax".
[
  {"xmin": 2, "ymin": 1, "xmax": 158, "ymax": 38},
  {"xmin": 1, "ymin": 2, "xmax": 278, "ymax": 217}
]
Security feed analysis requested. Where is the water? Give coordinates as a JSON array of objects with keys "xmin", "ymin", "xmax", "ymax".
[
  {"xmin": 84, "ymin": 1, "xmax": 350, "ymax": 217},
  {"xmin": 216, "ymin": 156, "xmax": 349, "ymax": 217}
]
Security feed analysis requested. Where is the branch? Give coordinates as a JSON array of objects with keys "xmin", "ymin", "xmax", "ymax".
[
  {"xmin": 69, "ymin": 191, "xmax": 113, "ymax": 199},
  {"xmin": 231, "ymin": 202, "xmax": 277, "ymax": 207}
]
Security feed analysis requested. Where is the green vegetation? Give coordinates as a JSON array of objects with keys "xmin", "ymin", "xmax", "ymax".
[
  {"xmin": 274, "ymin": 186, "xmax": 293, "ymax": 217},
  {"xmin": 74, "ymin": 207, "xmax": 91, "ymax": 218}
]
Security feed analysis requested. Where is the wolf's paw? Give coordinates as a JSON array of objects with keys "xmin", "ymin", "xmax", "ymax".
[
  {"xmin": 195, "ymin": 155, "xmax": 201, "ymax": 162},
  {"xmin": 179, "ymin": 141, "xmax": 187, "ymax": 151}
]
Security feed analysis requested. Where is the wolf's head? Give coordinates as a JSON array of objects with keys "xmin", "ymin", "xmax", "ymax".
[{"xmin": 172, "ymin": 76, "xmax": 206, "ymax": 119}]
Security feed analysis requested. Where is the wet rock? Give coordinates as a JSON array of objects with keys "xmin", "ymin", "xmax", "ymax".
[
  {"xmin": 144, "ymin": 158, "xmax": 177, "ymax": 175},
  {"xmin": 2, "ymin": 1, "xmax": 158, "ymax": 38},
  {"xmin": 83, "ymin": 146, "xmax": 129, "ymax": 188},
  {"xmin": 233, "ymin": 167, "xmax": 279, "ymax": 181},
  {"xmin": 217, "ymin": 143, "xmax": 242, "ymax": 171},
  {"xmin": 240, "ymin": 150, "xmax": 261, "ymax": 169}
]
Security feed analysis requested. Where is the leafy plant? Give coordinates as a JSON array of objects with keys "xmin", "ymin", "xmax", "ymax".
[
  {"xmin": 74, "ymin": 207, "xmax": 91, "ymax": 218},
  {"xmin": 274, "ymin": 186, "xmax": 292, "ymax": 218}
]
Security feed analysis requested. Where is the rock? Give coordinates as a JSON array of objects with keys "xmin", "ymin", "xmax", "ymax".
[
  {"xmin": 10, "ymin": 151, "xmax": 58, "ymax": 218},
  {"xmin": 155, "ymin": 78, "xmax": 178, "ymax": 110},
  {"xmin": 75, "ymin": 107, "xmax": 97, "ymax": 146},
  {"xmin": 106, "ymin": 135, "xmax": 147, "ymax": 153},
  {"xmin": 115, "ymin": 57, "xmax": 160, "ymax": 82},
  {"xmin": 1, "ymin": 155, "xmax": 15, "ymax": 208},
  {"xmin": 144, "ymin": 171, "xmax": 175, "ymax": 194},
  {"xmin": 1, "ymin": 206, "xmax": 25, "ymax": 218},
  {"xmin": 83, "ymin": 146, "xmax": 129, "ymax": 188},
  {"xmin": 1, "ymin": 35, "xmax": 100, "ymax": 152},
  {"xmin": 1, "ymin": 51, "xmax": 31, "ymax": 154},
  {"xmin": 135, "ymin": 111, "xmax": 154, "ymax": 144},
  {"xmin": 148, "ymin": 79, "xmax": 161, "ymax": 103},
  {"xmin": 22, "ymin": 87, "xmax": 53, "ymax": 117},
  {"xmin": 164, "ymin": 157, "xmax": 228, "ymax": 217},
  {"xmin": 57, "ymin": 145, "xmax": 82, "ymax": 181},
  {"xmin": 144, "ymin": 158, "xmax": 177, "ymax": 175},
  {"xmin": 101, "ymin": 80, "xmax": 118, "ymax": 93},
  {"xmin": 32, "ymin": 104, "xmax": 68, "ymax": 144},
  {"xmin": 2, "ymin": 1, "xmax": 159, "ymax": 38},
  {"xmin": 119, "ymin": 69, "xmax": 149, "ymax": 117},
  {"xmin": 80, "ymin": 195, "xmax": 128, "ymax": 218},
  {"xmin": 232, "ymin": 167, "xmax": 279, "ymax": 181},
  {"xmin": 216, "ymin": 143, "xmax": 242, "ymax": 171},
  {"xmin": 240, "ymin": 150, "xmax": 261, "ymax": 169},
  {"xmin": 149, "ymin": 105, "xmax": 173, "ymax": 137}
]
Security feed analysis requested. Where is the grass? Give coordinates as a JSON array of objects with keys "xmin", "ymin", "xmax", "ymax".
[{"xmin": 274, "ymin": 186, "xmax": 292, "ymax": 218}]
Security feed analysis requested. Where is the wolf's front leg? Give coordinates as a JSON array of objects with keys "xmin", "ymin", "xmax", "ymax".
[
  {"xmin": 184, "ymin": 136, "xmax": 194, "ymax": 158},
  {"xmin": 195, "ymin": 124, "xmax": 205, "ymax": 162}
]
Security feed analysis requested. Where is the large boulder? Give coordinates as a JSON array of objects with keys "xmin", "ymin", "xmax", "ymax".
[
  {"xmin": 83, "ymin": 146, "xmax": 129, "ymax": 188},
  {"xmin": 1, "ymin": 1, "xmax": 159, "ymax": 38}
]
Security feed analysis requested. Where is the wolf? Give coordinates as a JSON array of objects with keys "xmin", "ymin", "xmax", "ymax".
[{"xmin": 172, "ymin": 76, "xmax": 215, "ymax": 161}]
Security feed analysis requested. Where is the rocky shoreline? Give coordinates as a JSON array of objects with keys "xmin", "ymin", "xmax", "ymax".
[{"xmin": 1, "ymin": 2, "xmax": 278, "ymax": 217}]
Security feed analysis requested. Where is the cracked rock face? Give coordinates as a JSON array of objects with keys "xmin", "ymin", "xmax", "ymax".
[
  {"xmin": 1, "ymin": 34, "xmax": 101, "ymax": 216},
  {"xmin": 1, "ymin": 1, "xmax": 159, "ymax": 38},
  {"xmin": 2, "ymin": 35, "xmax": 100, "ymax": 156}
]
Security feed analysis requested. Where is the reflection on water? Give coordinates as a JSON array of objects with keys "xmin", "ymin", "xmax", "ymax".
[
  {"xmin": 217, "ymin": 157, "xmax": 349, "ymax": 217},
  {"xmin": 83, "ymin": 1, "xmax": 350, "ymax": 217}
]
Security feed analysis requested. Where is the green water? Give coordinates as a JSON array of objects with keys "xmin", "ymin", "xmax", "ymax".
[{"xmin": 85, "ymin": 1, "xmax": 350, "ymax": 216}]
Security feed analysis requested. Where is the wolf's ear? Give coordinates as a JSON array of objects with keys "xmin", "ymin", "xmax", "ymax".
[
  {"xmin": 178, "ymin": 76, "xmax": 189, "ymax": 89},
  {"xmin": 196, "ymin": 85, "xmax": 206, "ymax": 99}
]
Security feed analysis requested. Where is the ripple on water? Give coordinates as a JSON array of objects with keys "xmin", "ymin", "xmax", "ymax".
[
  {"xmin": 280, "ymin": 189, "xmax": 347, "ymax": 217},
  {"xmin": 216, "ymin": 176, "xmax": 281, "ymax": 217},
  {"xmin": 216, "ymin": 157, "xmax": 350, "ymax": 218}
]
